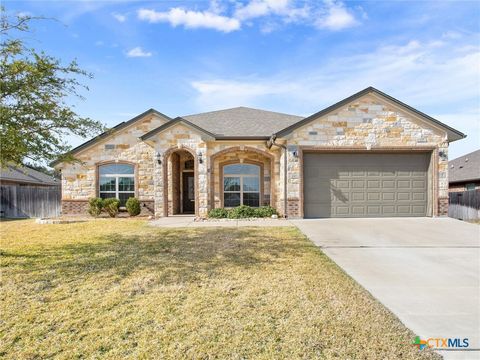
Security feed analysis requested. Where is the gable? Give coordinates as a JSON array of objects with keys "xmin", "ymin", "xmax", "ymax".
[
  {"xmin": 277, "ymin": 87, "xmax": 465, "ymax": 142},
  {"xmin": 288, "ymin": 93, "xmax": 448, "ymax": 147},
  {"xmin": 141, "ymin": 117, "xmax": 216, "ymax": 141},
  {"xmin": 142, "ymin": 122, "xmax": 209, "ymax": 150},
  {"xmin": 52, "ymin": 109, "xmax": 170, "ymax": 167}
]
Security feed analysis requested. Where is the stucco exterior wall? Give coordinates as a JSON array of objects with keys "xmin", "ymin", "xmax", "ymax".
[{"xmin": 285, "ymin": 94, "xmax": 449, "ymax": 217}]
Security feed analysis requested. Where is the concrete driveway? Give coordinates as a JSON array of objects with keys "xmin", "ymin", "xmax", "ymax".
[{"xmin": 292, "ymin": 218, "xmax": 480, "ymax": 360}]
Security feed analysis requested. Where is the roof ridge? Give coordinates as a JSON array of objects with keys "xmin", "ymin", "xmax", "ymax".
[{"xmin": 183, "ymin": 106, "xmax": 303, "ymax": 119}]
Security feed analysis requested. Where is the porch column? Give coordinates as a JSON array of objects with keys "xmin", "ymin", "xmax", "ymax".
[
  {"xmin": 153, "ymin": 152, "xmax": 165, "ymax": 218},
  {"xmin": 197, "ymin": 143, "xmax": 209, "ymax": 217},
  {"xmin": 286, "ymin": 145, "xmax": 301, "ymax": 218}
]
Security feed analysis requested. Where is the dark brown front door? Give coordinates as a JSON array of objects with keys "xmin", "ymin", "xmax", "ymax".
[{"xmin": 182, "ymin": 172, "xmax": 195, "ymax": 213}]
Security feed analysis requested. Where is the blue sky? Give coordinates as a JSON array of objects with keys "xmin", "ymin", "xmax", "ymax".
[{"xmin": 5, "ymin": 0, "xmax": 480, "ymax": 159}]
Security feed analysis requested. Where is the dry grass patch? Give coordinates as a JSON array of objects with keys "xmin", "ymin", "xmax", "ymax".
[{"xmin": 1, "ymin": 219, "xmax": 439, "ymax": 359}]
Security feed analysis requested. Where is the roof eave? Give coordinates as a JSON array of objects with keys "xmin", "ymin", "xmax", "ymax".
[
  {"xmin": 449, "ymin": 177, "xmax": 480, "ymax": 184},
  {"xmin": 214, "ymin": 136, "xmax": 270, "ymax": 141}
]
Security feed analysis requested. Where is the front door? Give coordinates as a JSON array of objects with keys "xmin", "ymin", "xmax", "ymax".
[{"xmin": 182, "ymin": 172, "xmax": 195, "ymax": 213}]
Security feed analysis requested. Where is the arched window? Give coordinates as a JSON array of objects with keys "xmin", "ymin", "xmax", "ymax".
[
  {"xmin": 223, "ymin": 163, "xmax": 260, "ymax": 207},
  {"xmin": 99, "ymin": 163, "xmax": 135, "ymax": 206}
]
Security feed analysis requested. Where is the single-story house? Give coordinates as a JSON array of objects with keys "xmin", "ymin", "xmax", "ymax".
[
  {"xmin": 448, "ymin": 150, "xmax": 480, "ymax": 192},
  {"xmin": 0, "ymin": 164, "xmax": 59, "ymax": 187},
  {"xmin": 52, "ymin": 87, "xmax": 465, "ymax": 218},
  {"xmin": 0, "ymin": 165, "xmax": 60, "ymax": 218}
]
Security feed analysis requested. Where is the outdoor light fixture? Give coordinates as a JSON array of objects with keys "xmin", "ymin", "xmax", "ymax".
[
  {"xmin": 439, "ymin": 150, "xmax": 447, "ymax": 161},
  {"xmin": 197, "ymin": 151, "xmax": 203, "ymax": 164},
  {"xmin": 155, "ymin": 152, "xmax": 162, "ymax": 165}
]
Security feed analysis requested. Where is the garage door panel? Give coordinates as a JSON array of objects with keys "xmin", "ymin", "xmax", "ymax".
[
  {"xmin": 412, "ymin": 192, "xmax": 425, "ymax": 201},
  {"xmin": 352, "ymin": 192, "xmax": 365, "ymax": 201},
  {"xmin": 382, "ymin": 192, "xmax": 395, "ymax": 201},
  {"xmin": 303, "ymin": 153, "xmax": 429, "ymax": 218},
  {"xmin": 352, "ymin": 206, "xmax": 365, "ymax": 215},
  {"xmin": 382, "ymin": 205, "xmax": 395, "ymax": 214},
  {"xmin": 352, "ymin": 180, "xmax": 365, "ymax": 188},
  {"xmin": 412, "ymin": 180, "xmax": 426, "ymax": 188},
  {"xmin": 397, "ymin": 180, "xmax": 411, "ymax": 188}
]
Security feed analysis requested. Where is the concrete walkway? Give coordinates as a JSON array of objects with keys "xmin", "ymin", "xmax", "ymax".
[
  {"xmin": 292, "ymin": 217, "xmax": 480, "ymax": 360},
  {"xmin": 149, "ymin": 216, "xmax": 293, "ymax": 228}
]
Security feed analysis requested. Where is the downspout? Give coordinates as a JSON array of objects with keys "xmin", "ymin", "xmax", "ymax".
[{"xmin": 267, "ymin": 134, "xmax": 288, "ymax": 218}]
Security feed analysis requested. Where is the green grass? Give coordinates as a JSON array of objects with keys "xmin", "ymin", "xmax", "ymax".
[{"xmin": 0, "ymin": 220, "xmax": 439, "ymax": 359}]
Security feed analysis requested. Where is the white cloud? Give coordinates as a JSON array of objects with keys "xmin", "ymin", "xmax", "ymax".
[
  {"xmin": 112, "ymin": 13, "xmax": 127, "ymax": 22},
  {"xmin": 138, "ymin": 1, "xmax": 359, "ymax": 33},
  {"xmin": 189, "ymin": 38, "xmax": 480, "ymax": 118},
  {"xmin": 235, "ymin": 0, "xmax": 309, "ymax": 23},
  {"xmin": 315, "ymin": 0, "xmax": 359, "ymax": 30},
  {"xmin": 137, "ymin": 8, "xmax": 240, "ymax": 32},
  {"xmin": 126, "ymin": 47, "xmax": 152, "ymax": 58}
]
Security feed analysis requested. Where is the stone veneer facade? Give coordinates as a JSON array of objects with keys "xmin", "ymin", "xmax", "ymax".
[{"xmin": 56, "ymin": 93, "xmax": 451, "ymax": 218}]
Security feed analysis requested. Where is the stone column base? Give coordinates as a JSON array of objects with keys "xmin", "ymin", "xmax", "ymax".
[{"xmin": 438, "ymin": 197, "xmax": 448, "ymax": 216}]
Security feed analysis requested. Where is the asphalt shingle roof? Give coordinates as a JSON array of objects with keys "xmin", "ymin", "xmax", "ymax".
[
  {"xmin": 182, "ymin": 106, "xmax": 303, "ymax": 137},
  {"xmin": 0, "ymin": 165, "xmax": 59, "ymax": 186},
  {"xmin": 448, "ymin": 149, "xmax": 480, "ymax": 183}
]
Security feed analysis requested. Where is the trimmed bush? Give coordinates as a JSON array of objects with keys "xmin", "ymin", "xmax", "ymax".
[
  {"xmin": 228, "ymin": 205, "xmax": 256, "ymax": 219},
  {"xmin": 208, "ymin": 205, "xmax": 279, "ymax": 219},
  {"xmin": 254, "ymin": 206, "xmax": 277, "ymax": 218},
  {"xmin": 208, "ymin": 208, "xmax": 229, "ymax": 219},
  {"xmin": 87, "ymin": 197, "xmax": 103, "ymax": 217},
  {"xmin": 126, "ymin": 197, "xmax": 141, "ymax": 216},
  {"xmin": 103, "ymin": 198, "xmax": 120, "ymax": 218}
]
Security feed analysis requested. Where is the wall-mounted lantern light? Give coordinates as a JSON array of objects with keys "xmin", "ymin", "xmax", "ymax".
[
  {"xmin": 155, "ymin": 152, "xmax": 162, "ymax": 165},
  {"xmin": 197, "ymin": 151, "xmax": 203, "ymax": 164},
  {"xmin": 439, "ymin": 150, "xmax": 447, "ymax": 161}
]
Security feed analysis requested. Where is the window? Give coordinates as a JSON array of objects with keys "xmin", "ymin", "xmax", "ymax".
[
  {"xmin": 223, "ymin": 163, "xmax": 260, "ymax": 207},
  {"xmin": 98, "ymin": 163, "xmax": 135, "ymax": 206},
  {"xmin": 466, "ymin": 183, "xmax": 476, "ymax": 191}
]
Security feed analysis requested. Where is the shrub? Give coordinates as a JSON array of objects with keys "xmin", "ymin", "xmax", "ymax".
[
  {"xmin": 208, "ymin": 208, "xmax": 229, "ymax": 218},
  {"xmin": 126, "ymin": 197, "xmax": 141, "ymax": 216},
  {"xmin": 254, "ymin": 206, "xmax": 277, "ymax": 218},
  {"xmin": 87, "ymin": 197, "xmax": 103, "ymax": 217},
  {"xmin": 228, "ymin": 205, "xmax": 256, "ymax": 219},
  {"xmin": 103, "ymin": 198, "xmax": 120, "ymax": 218}
]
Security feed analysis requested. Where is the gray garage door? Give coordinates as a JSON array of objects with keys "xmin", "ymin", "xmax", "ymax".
[{"xmin": 304, "ymin": 153, "xmax": 430, "ymax": 218}]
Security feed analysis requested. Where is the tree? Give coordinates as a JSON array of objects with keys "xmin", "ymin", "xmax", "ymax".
[{"xmin": 0, "ymin": 7, "xmax": 105, "ymax": 167}]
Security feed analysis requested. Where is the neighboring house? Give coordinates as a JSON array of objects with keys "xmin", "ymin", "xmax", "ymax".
[
  {"xmin": 448, "ymin": 150, "xmax": 480, "ymax": 192},
  {"xmin": 52, "ymin": 87, "xmax": 465, "ymax": 218},
  {"xmin": 0, "ymin": 165, "xmax": 60, "ymax": 218},
  {"xmin": 0, "ymin": 164, "xmax": 59, "ymax": 187}
]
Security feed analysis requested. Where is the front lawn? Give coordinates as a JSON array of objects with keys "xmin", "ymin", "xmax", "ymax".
[{"xmin": 0, "ymin": 220, "xmax": 439, "ymax": 359}]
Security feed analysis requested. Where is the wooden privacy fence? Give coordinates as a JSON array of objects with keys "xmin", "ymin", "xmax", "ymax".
[
  {"xmin": 0, "ymin": 185, "xmax": 61, "ymax": 218},
  {"xmin": 448, "ymin": 190, "xmax": 480, "ymax": 221}
]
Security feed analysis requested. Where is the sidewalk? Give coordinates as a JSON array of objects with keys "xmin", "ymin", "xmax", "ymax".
[{"xmin": 149, "ymin": 216, "xmax": 293, "ymax": 228}]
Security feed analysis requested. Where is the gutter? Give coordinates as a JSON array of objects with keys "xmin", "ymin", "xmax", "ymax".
[{"xmin": 267, "ymin": 134, "xmax": 288, "ymax": 218}]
